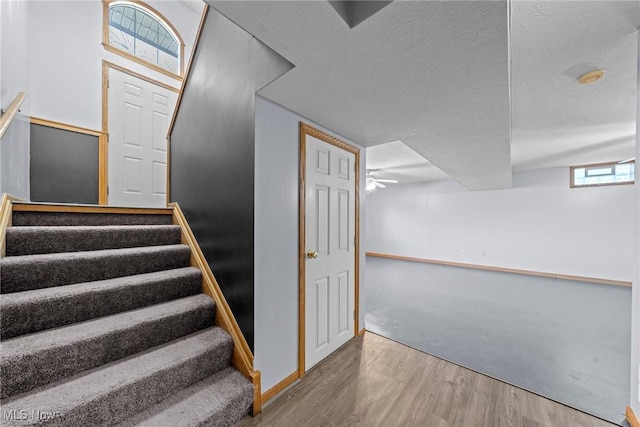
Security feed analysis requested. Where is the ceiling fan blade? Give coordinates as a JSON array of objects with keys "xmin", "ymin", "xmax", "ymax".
[
  {"xmin": 374, "ymin": 179, "xmax": 398, "ymax": 183},
  {"xmin": 374, "ymin": 181, "xmax": 386, "ymax": 188}
]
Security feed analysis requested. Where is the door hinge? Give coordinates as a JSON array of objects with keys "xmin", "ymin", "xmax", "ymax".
[{"xmin": 107, "ymin": 186, "xmax": 109, "ymax": 195}]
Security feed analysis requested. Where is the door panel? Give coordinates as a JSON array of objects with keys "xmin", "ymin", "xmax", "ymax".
[
  {"xmin": 305, "ymin": 134, "xmax": 356, "ymax": 371},
  {"xmin": 108, "ymin": 68, "xmax": 177, "ymax": 207},
  {"xmin": 316, "ymin": 185, "xmax": 330, "ymax": 255}
]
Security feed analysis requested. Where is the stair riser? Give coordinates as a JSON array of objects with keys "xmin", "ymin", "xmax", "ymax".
[
  {"xmin": 1, "ymin": 340, "xmax": 234, "ymax": 427},
  {"xmin": 195, "ymin": 396, "xmax": 253, "ymax": 427},
  {"xmin": 120, "ymin": 369, "xmax": 254, "ymax": 427},
  {"xmin": 12, "ymin": 211, "xmax": 173, "ymax": 227},
  {"xmin": 1, "ymin": 302, "xmax": 216, "ymax": 399},
  {"xmin": 1, "ymin": 269, "xmax": 203, "ymax": 339},
  {"xmin": 0, "ymin": 246, "xmax": 191, "ymax": 293},
  {"xmin": 6, "ymin": 226, "xmax": 182, "ymax": 256}
]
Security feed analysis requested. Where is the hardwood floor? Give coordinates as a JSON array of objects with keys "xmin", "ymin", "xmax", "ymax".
[{"xmin": 238, "ymin": 332, "xmax": 617, "ymax": 427}]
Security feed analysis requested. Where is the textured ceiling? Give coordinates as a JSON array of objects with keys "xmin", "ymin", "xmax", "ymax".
[
  {"xmin": 510, "ymin": 1, "xmax": 639, "ymax": 172},
  {"xmin": 208, "ymin": 0, "xmax": 639, "ymax": 189}
]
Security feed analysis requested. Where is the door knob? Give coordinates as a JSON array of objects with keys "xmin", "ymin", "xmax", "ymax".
[{"xmin": 307, "ymin": 250, "xmax": 319, "ymax": 259}]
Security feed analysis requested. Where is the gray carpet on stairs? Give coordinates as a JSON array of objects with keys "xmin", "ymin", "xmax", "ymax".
[
  {"xmin": 1, "ymin": 244, "xmax": 191, "ymax": 293},
  {"xmin": 1, "ymin": 208, "xmax": 254, "ymax": 427},
  {"xmin": 1, "ymin": 328, "xmax": 234, "ymax": 427},
  {"xmin": 117, "ymin": 367, "xmax": 253, "ymax": 427},
  {"xmin": 6, "ymin": 225, "xmax": 182, "ymax": 255},
  {"xmin": 0, "ymin": 267, "xmax": 203, "ymax": 339},
  {"xmin": 1, "ymin": 294, "xmax": 216, "ymax": 399},
  {"xmin": 12, "ymin": 211, "xmax": 173, "ymax": 226}
]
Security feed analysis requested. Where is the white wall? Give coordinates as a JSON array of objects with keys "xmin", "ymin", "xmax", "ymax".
[
  {"xmin": 28, "ymin": 0, "xmax": 203, "ymax": 131},
  {"xmin": 255, "ymin": 95, "xmax": 366, "ymax": 392},
  {"xmin": 630, "ymin": 28, "xmax": 640, "ymax": 416},
  {"xmin": 367, "ymin": 167, "xmax": 635, "ymax": 282},
  {"xmin": 0, "ymin": 0, "xmax": 31, "ymax": 199}
]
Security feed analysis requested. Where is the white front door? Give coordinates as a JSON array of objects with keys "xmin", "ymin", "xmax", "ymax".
[
  {"xmin": 107, "ymin": 68, "xmax": 178, "ymax": 207},
  {"xmin": 305, "ymin": 133, "xmax": 356, "ymax": 371}
]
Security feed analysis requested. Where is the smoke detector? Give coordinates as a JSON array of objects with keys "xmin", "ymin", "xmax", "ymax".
[{"xmin": 577, "ymin": 70, "xmax": 605, "ymax": 84}]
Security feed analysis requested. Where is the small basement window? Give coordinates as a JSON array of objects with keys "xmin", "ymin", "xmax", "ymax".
[
  {"xmin": 104, "ymin": 1, "xmax": 184, "ymax": 78},
  {"xmin": 570, "ymin": 161, "xmax": 635, "ymax": 188}
]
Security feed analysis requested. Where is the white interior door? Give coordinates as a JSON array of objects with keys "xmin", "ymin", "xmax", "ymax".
[
  {"xmin": 305, "ymin": 134, "xmax": 356, "ymax": 371},
  {"xmin": 108, "ymin": 68, "xmax": 177, "ymax": 207}
]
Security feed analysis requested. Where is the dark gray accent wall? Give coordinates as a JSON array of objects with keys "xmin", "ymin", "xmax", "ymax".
[
  {"xmin": 169, "ymin": 8, "xmax": 293, "ymax": 350},
  {"xmin": 30, "ymin": 124, "xmax": 98, "ymax": 204}
]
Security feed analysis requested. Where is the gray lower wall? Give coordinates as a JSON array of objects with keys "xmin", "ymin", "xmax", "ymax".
[
  {"xmin": 169, "ymin": 8, "xmax": 292, "ymax": 351},
  {"xmin": 254, "ymin": 96, "xmax": 366, "ymax": 392},
  {"xmin": 365, "ymin": 256, "xmax": 630, "ymax": 423},
  {"xmin": 30, "ymin": 124, "xmax": 98, "ymax": 204}
]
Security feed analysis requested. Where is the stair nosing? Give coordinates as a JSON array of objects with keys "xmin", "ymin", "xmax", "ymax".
[
  {"xmin": 11, "ymin": 201, "xmax": 173, "ymax": 211},
  {"xmin": 1, "ymin": 294, "xmax": 215, "ymax": 356},
  {"xmin": 0, "ymin": 243, "xmax": 190, "ymax": 262},
  {"xmin": 6, "ymin": 224, "xmax": 181, "ymax": 231},
  {"xmin": 1, "ymin": 327, "xmax": 232, "ymax": 415},
  {"xmin": 0, "ymin": 267, "xmax": 202, "ymax": 305}
]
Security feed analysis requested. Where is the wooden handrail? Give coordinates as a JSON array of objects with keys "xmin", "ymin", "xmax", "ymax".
[
  {"xmin": 0, "ymin": 92, "xmax": 27, "ymax": 140},
  {"xmin": 628, "ymin": 406, "xmax": 640, "ymax": 427},
  {"xmin": 170, "ymin": 202, "xmax": 262, "ymax": 415}
]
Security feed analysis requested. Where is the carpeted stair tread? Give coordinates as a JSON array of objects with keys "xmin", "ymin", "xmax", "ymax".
[
  {"xmin": 6, "ymin": 225, "xmax": 182, "ymax": 256},
  {"xmin": 12, "ymin": 211, "xmax": 173, "ymax": 226},
  {"xmin": 1, "ymin": 294, "xmax": 216, "ymax": 399},
  {"xmin": 0, "ymin": 244, "xmax": 191, "ymax": 293},
  {"xmin": 116, "ymin": 367, "xmax": 253, "ymax": 427},
  {"xmin": 0, "ymin": 327, "xmax": 234, "ymax": 427},
  {"xmin": 1, "ymin": 267, "xmax": 203, "ymax": 339}
]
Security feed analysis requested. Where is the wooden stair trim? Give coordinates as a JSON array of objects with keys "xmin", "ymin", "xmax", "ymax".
[
  {"xmin": 12, "ymin": 203, "xmax": 172, "ymax": 216},
  {"xmin": 250, "ymin": 371, "xmax": 262, "ymax": 415},
  {"xmin": 170, "ymin": 202, "xmax": 261, "ymax": 415},
  {"xmin": 262, "ymin": 370, "xmax": 299, "ymax": 404},
  {"xmin": 4, "ymin": 199, "xmax": 260, "ymax": 415},
  {"xmin": 0, "ymin": 194, "xmax": 22, "ymax": 257},
  {"xmin": 628, "ymin": 406, "xmax": 640, "ymax": 427}
]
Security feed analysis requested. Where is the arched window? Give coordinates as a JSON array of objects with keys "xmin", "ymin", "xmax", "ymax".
[{"xmin": 103, "ymin": 1, "xmax": 184, "ymax": 79}]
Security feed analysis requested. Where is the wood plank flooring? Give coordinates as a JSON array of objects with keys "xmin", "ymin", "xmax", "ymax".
[{"xmin": 238, "ymin": 332, "xmax": 617, "ymax": 427}]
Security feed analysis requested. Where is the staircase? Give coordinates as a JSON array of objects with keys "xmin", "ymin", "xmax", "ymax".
[{"xmin": 0, "ymin": 204, "xmax": 253, "ymax": 426}]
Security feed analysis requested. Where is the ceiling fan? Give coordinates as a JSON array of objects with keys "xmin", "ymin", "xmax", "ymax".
[{"xmin": 366, "ymin": 170, "xmax": 398, "ymax": 191}]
